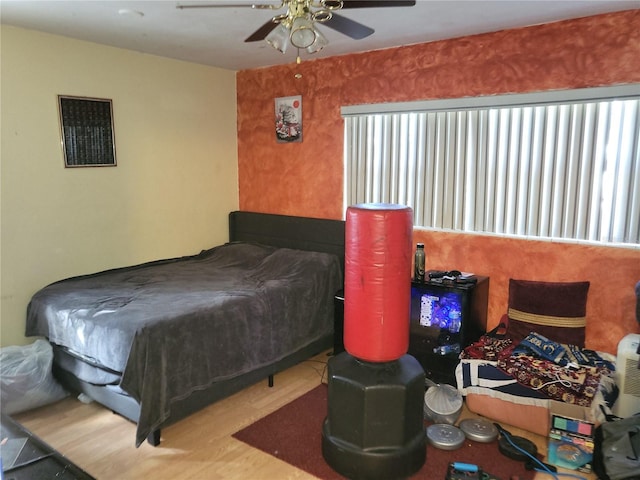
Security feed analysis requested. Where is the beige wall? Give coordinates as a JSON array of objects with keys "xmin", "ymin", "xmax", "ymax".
[{"xmin": 1, "ymin": 26, "xmax": 239, "ymax": 347}]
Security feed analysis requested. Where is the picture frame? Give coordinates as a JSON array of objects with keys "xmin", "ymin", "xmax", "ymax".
[
  {"xmin": 275, "ymin": 95, "xmax": 302, "ymax": 143},
  {"xmin": 58, "ymin": 95, "xmax": 117, "ymax": 167}
]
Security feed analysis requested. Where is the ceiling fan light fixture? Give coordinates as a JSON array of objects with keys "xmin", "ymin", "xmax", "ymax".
[
  {"xmin": 306, "ymin": 27, "xmax": 327, "ymax": 53},
  {"xmin": 266, "ymin": 23, "xmax": 290, "ymax": 54},
  {"xmin": 290, "ymin": 16, "xmax": 317, "ymax": 49},
  {"xmin": 311, "ymin": 9, "xmax": 332, "ymax": 23},
  {"xmin": 321, "ymin": 0, "xmax": 343, "ymax": 10}
]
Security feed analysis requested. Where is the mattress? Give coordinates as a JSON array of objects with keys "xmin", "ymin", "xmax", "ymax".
[{"xmin": 52, "ymin": 346, "xmax": 121, "ymax": 386}]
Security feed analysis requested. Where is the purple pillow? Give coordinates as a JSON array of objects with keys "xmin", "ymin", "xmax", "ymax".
[{"xmin": 507, "ymin": 279, "xmax": 589, "ymax": 347}]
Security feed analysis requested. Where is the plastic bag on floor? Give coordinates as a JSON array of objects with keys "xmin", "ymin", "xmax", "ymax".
[
  {"xmin": 593, "ymin": 414, "xmax": 640, "ymax": 480},
  {"xmin": 0, "ymin": 339, "xmax": 68, "ymax": 414}
]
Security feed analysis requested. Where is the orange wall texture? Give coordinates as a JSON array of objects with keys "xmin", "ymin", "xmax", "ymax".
[{"xmin": 236, "ymin": 10, "xmax": 640, "ymax": 354}]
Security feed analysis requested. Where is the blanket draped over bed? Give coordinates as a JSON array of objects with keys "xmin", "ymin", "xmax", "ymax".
[{"xmin": 26, "ymin": 242, "xmax": 343, "ymax": 446}]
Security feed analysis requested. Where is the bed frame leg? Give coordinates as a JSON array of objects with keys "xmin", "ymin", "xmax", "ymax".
[
  {"xmin": 268, "ymin": 374, "xmax": 274, "ymax": 388},
  {"xmin": 147, "ymin": 430, "xmax": 161, "ymax": 446}
]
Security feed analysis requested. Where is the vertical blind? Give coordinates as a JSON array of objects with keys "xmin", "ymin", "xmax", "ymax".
[{"xmin": 343, "ymin": 87, "xmax": 640, "ymax": 246}]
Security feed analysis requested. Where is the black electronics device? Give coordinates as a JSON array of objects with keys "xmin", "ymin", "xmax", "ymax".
[
  {"xmin": 429, "ymin": 270, "xmax": 462, "ymax": 279},
  {"xmin": 408, "ymin": 274, "xmax": 489, "ymax": 385},
  {"xmin": 428, "ymin": 270, "xmax": 477, "ymax": 285}
]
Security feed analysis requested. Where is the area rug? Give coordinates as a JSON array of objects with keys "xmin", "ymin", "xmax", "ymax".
[{"xmin": 232, "ymin": 384, "xmax": 536, "ymax": 479}]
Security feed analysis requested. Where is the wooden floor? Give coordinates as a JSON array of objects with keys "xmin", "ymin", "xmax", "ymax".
[{"xmin": 14, "ymin": 350, "xmax": 597, "ymax": 480}]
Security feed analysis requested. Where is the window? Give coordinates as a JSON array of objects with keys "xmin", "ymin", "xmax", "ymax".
[{"xmin": 343, "ymin": 85, "xmax": 640, "ymax": 246}]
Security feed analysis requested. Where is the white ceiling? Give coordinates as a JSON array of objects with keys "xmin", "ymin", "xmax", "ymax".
[{"xmin": 1, "ymin": 0, "xmax": 638, "ymax": 71}]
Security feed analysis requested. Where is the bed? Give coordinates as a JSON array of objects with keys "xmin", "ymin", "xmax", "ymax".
[{"xmin": 25, "ymin": 211, "xmax": 345, "ymax": 447}]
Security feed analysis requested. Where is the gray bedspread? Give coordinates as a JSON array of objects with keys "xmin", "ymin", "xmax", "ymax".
[{"xmin": 26, "ymin": 242, "xmax": 343, "ymax": 446}]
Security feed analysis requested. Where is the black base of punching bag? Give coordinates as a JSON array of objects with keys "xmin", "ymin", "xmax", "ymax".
[{"xmin": 321, "ymin": 352, "xmax": 426, "ymax": 480}]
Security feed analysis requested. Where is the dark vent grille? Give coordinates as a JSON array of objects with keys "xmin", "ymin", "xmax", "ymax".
[{"xmin": 59, "ymin": 96, "xmax": 116, "ymax": 167}]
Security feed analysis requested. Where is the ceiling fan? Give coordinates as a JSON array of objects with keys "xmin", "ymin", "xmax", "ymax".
[{"xmin": 177, "ymin": 1, "xmax": 416, "ymax": 57}]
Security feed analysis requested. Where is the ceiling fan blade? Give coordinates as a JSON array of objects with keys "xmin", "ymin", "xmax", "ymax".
[
  {"xmin": 245, "ymin": 20, "xmax": 277, "ymax": 42},
  {"xmin": 176, "ymin": 3, "xmax": 257, "ymax": 9},
  {"xmin": 324, "ymin": 13, "xmax": 374, "ymax": 40},
  {"xmin": 340, "ymin": 0, "xmax": 416, "ymax": 8}
]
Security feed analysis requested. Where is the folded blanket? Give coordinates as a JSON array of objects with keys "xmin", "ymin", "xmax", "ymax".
[
  {"xmin": 459, "ymin": 323, "xmax": 515, "ymax": 361},
  {"xmin": 497, "ymin": 353, "xmax": 613, "ymax": 406},
  {"xmin": 457, "ymin": 359, "xmax": 548, "ymax": 399},
  {"xmin": 513, "ymin": 332, "xmax": 615, "ymax": 370},
  {"xmin": 460, "ymin": 331, "xmax": 615, "ymax": 407}
]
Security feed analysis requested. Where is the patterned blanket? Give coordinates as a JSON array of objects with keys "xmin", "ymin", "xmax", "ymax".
[{"xmin": 461, "ymin": 331, "xmax": 615, "ymax": 407}]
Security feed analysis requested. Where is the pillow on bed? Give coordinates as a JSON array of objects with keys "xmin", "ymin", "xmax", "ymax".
[{"xmin": 506, "ymin": 279, "xmax": 589, "ymax": 348}]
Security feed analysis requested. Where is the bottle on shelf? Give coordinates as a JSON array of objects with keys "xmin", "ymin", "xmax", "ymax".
[{"xmin": 414, "ymin": 243, "xmax": 425, "ymax": 282}]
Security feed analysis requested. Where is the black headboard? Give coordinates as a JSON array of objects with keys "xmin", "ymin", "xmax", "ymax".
[{"xmin": 228, "ymin": 211, "xmax": 345, "ymax": 272}]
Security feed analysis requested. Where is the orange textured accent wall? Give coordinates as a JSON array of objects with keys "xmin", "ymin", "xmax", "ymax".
[
  {"xmin": 237, "ymin": 10, "xmax": 640, "ymax": 353},
  {"xmin": 414, "ymin": 231, "xmax": 638, "ymax": 354}
]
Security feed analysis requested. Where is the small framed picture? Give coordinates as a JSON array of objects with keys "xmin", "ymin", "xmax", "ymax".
[
  {"xmin": 58, "ymin": 95, "xmax": 117, "ymax": 167},
  {"xmin": 275, "ymin": 95, "xmax": 302, "ymax": 143}
]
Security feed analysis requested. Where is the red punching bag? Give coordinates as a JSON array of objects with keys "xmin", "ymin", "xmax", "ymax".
[{"xmin": 344, "ymin": 203, "xmax": 413, "ymax": 362}]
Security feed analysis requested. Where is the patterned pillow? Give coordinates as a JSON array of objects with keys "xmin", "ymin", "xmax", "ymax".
[{"xmin": 507, "ymin": 279, "xmax": 590, "ymax": 348}]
